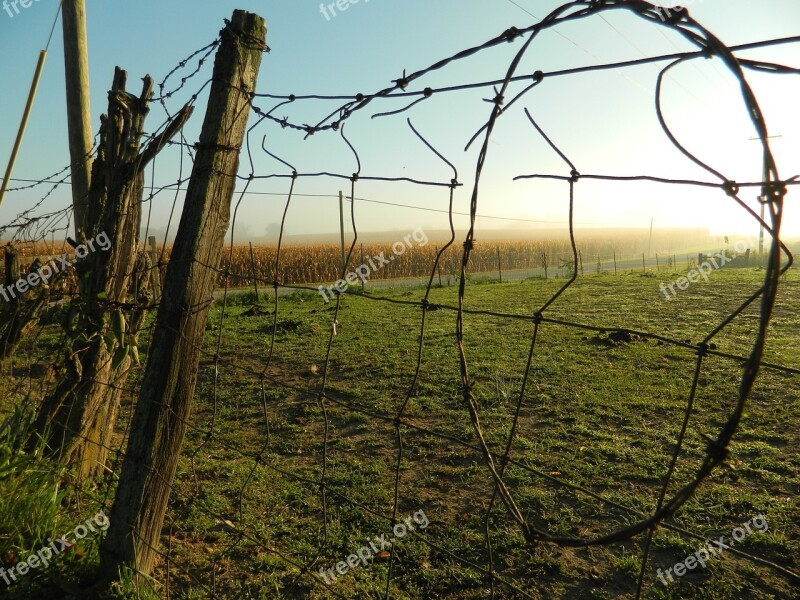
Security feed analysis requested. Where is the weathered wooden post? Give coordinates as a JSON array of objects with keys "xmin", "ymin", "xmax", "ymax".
[
  {"xmin": 542, "ymin": 250, "xmax": 548, "ymax": 279},
  {"xmin": 30, "ymin": 69, "xmax": 193, "ymax": 479},
  {"xmin": 0, "ymin": 247, "xmax": 21, "ymax": 359},
  {"xmin": 249, "ymin": 241, "xmax": 259, "ymax": 300},
  {"xmin": 100, "ymin": 10, "xmax": 266, "ymax": 578},
  {"xmin": 147, "ymin": 235, "xmax": 161, "ymax": 303},
  {"xmin": 497, "ymin": 246, "xmax": 502, "ymax": 282}
]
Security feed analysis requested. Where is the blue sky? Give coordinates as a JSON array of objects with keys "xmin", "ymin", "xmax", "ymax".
[{"xmin": 1, "ymin": 0, "xmax": 799, "ymax": 245}]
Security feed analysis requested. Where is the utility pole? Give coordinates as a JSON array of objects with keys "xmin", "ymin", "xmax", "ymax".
[
  {"xmin": 62, "ymin": 0, "xmax": 93, "ymax": 237},
  {"xmin": 749, "ymin": 134, "xmax": 782, "ymax": 260}
]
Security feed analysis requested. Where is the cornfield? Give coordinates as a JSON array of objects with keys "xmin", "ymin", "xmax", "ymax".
[
  {"xmin": 217, "ymin": 229, "xmax": 714, "ymax": 287},
  {"xmin": 2, "ymin": 229, "xmax": 718, "ymax": 289}
]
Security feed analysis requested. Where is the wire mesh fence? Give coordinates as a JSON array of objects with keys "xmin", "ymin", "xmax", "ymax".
[{"xmin": 1, "ymin": 1, "xmax": 799, "ymax": 598}]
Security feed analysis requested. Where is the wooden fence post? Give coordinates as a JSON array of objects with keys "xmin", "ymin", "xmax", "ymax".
[
  {"xmin": 1, "ymin": 247, "xmax": 21, "ymax": 359},
  {"xmin": 542, "ymin": 251, "xmax": 548, "ymax": 279},
  {"xmin": 30, "ymin": 69, "xmax": 192, "ymax": 479},
  {"xmin": 497, "ymin": 246, "xmax": 502, "ymax": 283},
  {"xmin": 148, "ymin": 235, "xmax": 161, "ymax": 303},
  {"xmin": 100, "ymin": 10, "xmax": 266, "ymax": 579},
  {"xmin": 249, "ymin": 241, "xmax": 259, "ymax": 300}
]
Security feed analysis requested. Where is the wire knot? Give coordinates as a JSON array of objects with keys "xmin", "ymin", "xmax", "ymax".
[
  {"xmin": 504, "ymin": 27, "xmax": 521, "ymax": 43},
  {"xmin": 765, "ymin": 181, "xmax": 787, "ymax": 202},
  {"xmin": 722, "ymin": 180, "xmax": 739, "ymax": 197},
  {"xmin": 701, "ymin": 433, "xmax": 729, "ymax": 464}
]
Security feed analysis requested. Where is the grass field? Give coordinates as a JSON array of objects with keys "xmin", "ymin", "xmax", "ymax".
[{"xmin": 1, "ymin": 267, "xmax": 798, "ymax": 599}]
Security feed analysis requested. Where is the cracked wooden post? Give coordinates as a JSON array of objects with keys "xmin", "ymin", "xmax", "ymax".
[
  {"xmin": 147, "ymin": 235, "xmax": 161, "ymax": 303},
  {"xmin": 30, "ymin": 68, "xmax": 192, "ymax": 480},
  {"xmin": 100, "ymin": 10, "xmax": 266, "ymax": 579}
]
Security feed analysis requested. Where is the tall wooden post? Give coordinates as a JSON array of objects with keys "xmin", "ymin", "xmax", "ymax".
[
  {"xmin": 62, "ymin": 0, "xmax": 93, "ymax": 236},
  {"xmin": 100, "ymin": 10, "xmax": 266, "ymax": 578}
]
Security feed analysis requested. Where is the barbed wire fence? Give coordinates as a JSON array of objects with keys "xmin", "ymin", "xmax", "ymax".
[{"xmin": 1, "ymin": 1, "xmax": 799, "ymax": 598}]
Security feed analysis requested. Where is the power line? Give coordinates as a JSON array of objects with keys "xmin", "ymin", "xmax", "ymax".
[
  {"xmin": 502, "ymin": 0, "xmax": 653, "ymax": 97},
  {"xmin": 45, "ymin": 1, "xmax": 64, "ymax": 52},
  {"xmin": 6, "ymin": 178, "xmax": 586, "ymax": 225},
  {"xmin": 342, "ymin": 194, "xmax": 596, "ymax": 225},
  {"xmin": 502, "ymin": 0, "xmax": 590, "ymax": 54},
  {"xmin": 596, "ymin": 12, "xmax": 711, "ymax": 109}
]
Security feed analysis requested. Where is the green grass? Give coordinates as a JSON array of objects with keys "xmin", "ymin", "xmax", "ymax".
[
  {"xmin": 0, "ymin": 404, "xmax": 110, "ymax": 599},
  {"xmin": 1, "ymin": 267, "xmax": 798, "ymax": 599}
]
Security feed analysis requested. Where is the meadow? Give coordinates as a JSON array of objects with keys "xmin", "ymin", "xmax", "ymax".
[{"xmin": 0, "ymin": 266, "xmax": 798, "ymax": 599}]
